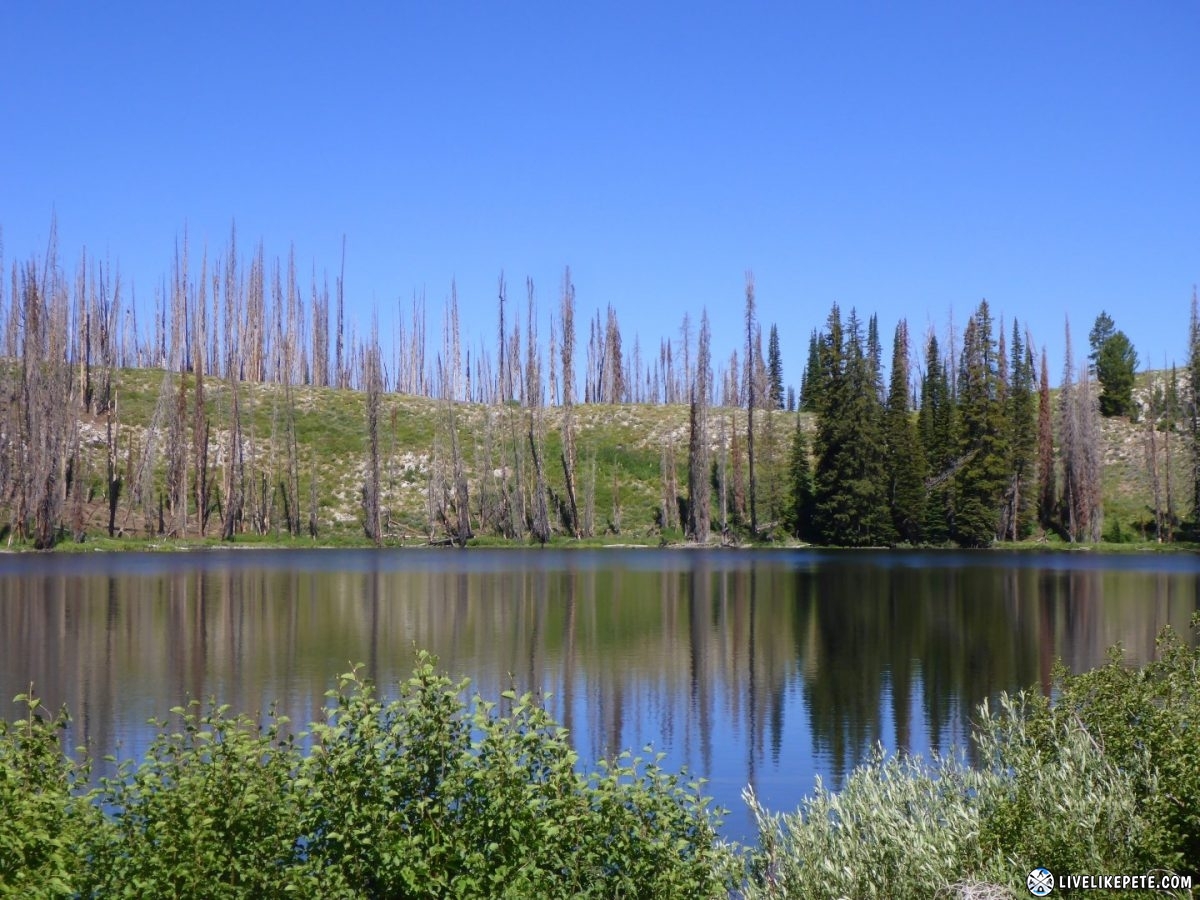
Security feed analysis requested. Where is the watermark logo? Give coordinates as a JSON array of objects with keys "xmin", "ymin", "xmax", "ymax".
[{"xmin": 1027, "ymin": 867, "xmax": 1054, "ymax": 896}]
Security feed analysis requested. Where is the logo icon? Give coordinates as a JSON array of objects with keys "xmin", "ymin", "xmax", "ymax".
[{"xmin": 1027, "ymin": 867, "xmax": 1054, "ymax": 896}]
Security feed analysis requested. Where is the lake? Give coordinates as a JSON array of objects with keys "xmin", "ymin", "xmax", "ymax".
[{"xmin": 1, "ymin": 547, "xmax": 1197, "ymax": 842}]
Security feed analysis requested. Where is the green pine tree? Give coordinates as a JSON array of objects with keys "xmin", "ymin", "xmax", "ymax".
[
  {"xmin": 1089, "ymin": 311, "xmax": 1138, "ymax": 417},
  {"xmin": 813, "ymin": 306, "xmax": 893, "ymax": 546},
  {"xmin": 884, "ymin": 320, "xmax": 926, "ymax": 543},
  {"xmin": 1002, "ymin": 320, "xmax": 1037, "ymax": 539},
  {"xmin": 800, "ymin": 329, "xmax": 823, "ymax": 412},
  {"xmin": 918, "ymin": 333, "xmax": 956, "ymax": 544},
  {"xmin": 953, "ymin": 301, "xmax": 1010, "ymax": 547},
  {"xmin": 768, "ymin": 324, "xmax": 784, "ymax": 409}
]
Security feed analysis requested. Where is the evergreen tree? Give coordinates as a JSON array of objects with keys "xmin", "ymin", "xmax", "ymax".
[
  {"xmin": 953, "ymin": 300, "xmax": 1009, "ymax": 547},
  {"xmin": 785, "ymin": 413, "xmax": 814, "ymax": 540},
  {"xmin": 884, "ymin": 320, "xmax": 925, "ymax": 543},
  {"xmin": 1089, "ymin": 311, "xmax": 1138, "ymax": 417},
  {"xmin": 812, "ymin": 306, "xmax": 892, "ymax": 545},
  {"xmin": 767, "ymin": 323, "xmax": 784, "ymax": 409},
  {"xmin": 800, "ymin": 329, "xmax": 823, "ymax": 412},
  {"xmin": 999, "ymin": 320, "xmax": 1037, "ymax": 540},
  {"xmin": 918, "ymin": 333, "xmax": 956, "ymax": 543},
  {"xmin": 866, "ymin": 314, "xmax": 884, "ymax": 404}
]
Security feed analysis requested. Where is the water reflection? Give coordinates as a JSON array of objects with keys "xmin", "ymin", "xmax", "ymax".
[{"xmin": 1, "ymin": 549, "xmax": 1197, "ymax": 840}]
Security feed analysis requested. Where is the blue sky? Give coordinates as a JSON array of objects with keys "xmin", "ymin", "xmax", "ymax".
[{"xmin": 2, "ymin": 2, "xmax": 1197, "ymax": 390}]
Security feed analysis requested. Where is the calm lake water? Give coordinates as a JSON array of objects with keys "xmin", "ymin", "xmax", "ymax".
[{"xmin": 2, "ymin": 548, "xmax": 1198, "ymax": 841}]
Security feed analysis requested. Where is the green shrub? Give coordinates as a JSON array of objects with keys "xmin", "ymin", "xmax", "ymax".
[
  {"xmin": 742, "ymin": 748, "xmax": 994, "ymax": 899},
  {"xmin": 300, "ymin": 657, "xmax": 731, "ymax": 898},
  {"xmin": 739, "ymin": 619, "xmax": 1200, "ymax": 899},
  {"xmin": 0, "ymin": 652, "xmax": 729, "ymax": 897},
  {"xmin": 78, "ymin": 701, "xmax": 306, "ymax": 899},
  {"xmin": 974, "ymin": 692, "xmax": 1172, "ymax": 889},
  {"xmin": 983, "ymin": 624, "xmax": 1200, "ymax": 877},
  {"xmin": 0, "ymin": 694, "xmax": 89, "ymax": 898}
]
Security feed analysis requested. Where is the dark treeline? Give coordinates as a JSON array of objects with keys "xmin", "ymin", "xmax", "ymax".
[
  {"xmin": 0, "ymin": 221, "xmax": 1194, "ymax": 547},
  {"xmin": 789, "ymin": 295, "xmax": 1195, "ymax": 546}
]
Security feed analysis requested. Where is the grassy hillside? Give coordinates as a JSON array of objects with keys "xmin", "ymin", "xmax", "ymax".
[{"xmin": 34, "ymin": 365, "xmax": 1196, "ymax": 549}]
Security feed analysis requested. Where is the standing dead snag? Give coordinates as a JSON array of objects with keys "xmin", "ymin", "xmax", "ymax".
[
  {"xmin": 362, "ymin": 333, "xmax": 383, "ymax": 546},
  {"xmin": 221, "ymin": 243, "xmax": 245, "ymax": 541},
  {"xmin": 687, "ymin": 309, "xmax": 712, "ymax": 542},
  {"xmin": 437, "ymin": 335, "xmax": 473, "ymax": 546},
  {"xmin": 336, "ymin": 236, "xmax": 347, "ymax": 390},
  {"xmin": 524, "ymin": 284, "xmax": 551, "ymax": 544},
  {"xmin": 559, "ymin": 268, "xmax": 581, "ymax": 537},
  {"xmin": 106, "ymin": 395, "xmax": 122, "ymax": 538},
  {"xmin": 745, "ymin": 272, "xmax": 758, "ymax": 536},
  {"xmin": 497, "ymin": 272, "xmax": 509, "ymax": 404}
]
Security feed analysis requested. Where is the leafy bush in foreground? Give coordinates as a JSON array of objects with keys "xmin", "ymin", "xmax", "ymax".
[
  {"xmin": 0, "ymin": 654, "xmax": 729, "ymax": 899},
  {"xmin": 0, "ymin": 694, "xmax": 91, "ymax": 898}
]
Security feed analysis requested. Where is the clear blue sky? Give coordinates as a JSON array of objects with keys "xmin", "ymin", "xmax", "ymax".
[{"xmin": 2, "ymin": 2, "xmax": 1197, "ymax": 390}]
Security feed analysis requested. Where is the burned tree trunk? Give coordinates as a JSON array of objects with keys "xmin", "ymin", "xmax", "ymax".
[
  {"xmin": 362, "ymin": 338, "xmax": 383, "ymax": 546},
  {"xmin": 687, "ymin": 309, "xmax": 712, "ymax": 542},
  {"xmin": 559, "ymin": 268, "xmax": 581, "ymax": 537}
]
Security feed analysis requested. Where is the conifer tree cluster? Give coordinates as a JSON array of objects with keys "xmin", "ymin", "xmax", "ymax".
[{"xmin": 794, "ymin": 300, "xmax": 1074, "ymax": 547}]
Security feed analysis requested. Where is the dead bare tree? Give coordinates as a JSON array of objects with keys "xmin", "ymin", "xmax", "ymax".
[
  {"xmin": 221, "ymin": 244, "xmax": 245, "ymax": 540},
  {"xmin": 10, "ymin": 233, "xmax": 78, "ymax": 548},
  {"xmin": 1037, "ymin": 347, "xmax": 1056, "ymax": 532},
  {"xmin": 497, "ymin": 272, "xmax": 508, "ymax": 404},
  {"xmin": 192, "ymin": 251, "xmax": 212, "ymax": 536},
  {"xmin": 281, "ymin": 378, "xmax": 301, "ymax": 536},
  {"xmin": 68, "ymin": 426, "xmax": 86, "ymax": 542},
  {"xmin": 659, "ymin": 437, "xmax": 676, "ymax": 532},
  {"xmin": 436, "ymin": 324, "xmax": 472, "ymax": 546},
  {"xmin": 165, "ymin": 373, "xmax": 188, "ymax": 537},
  {"xmin": 525, "ymin": 293, "xmax": 551, "ymax": 544},
  {"xmin": 445, "ymin": 279, "xmax": 462, "ymax": 401},
  {"xmin": 74, "ymin": 248, "xmax": 91, "ymax": 412},
  {"xmin": 745, "ymin": 271, "xmax": 758, "ymax": 535},
  {"xmin": 582, "ymin": 452, "xmax": 597, "ymax": 538},
  {"xmin": 1058, "ymin": 322, "xmax": 1079, "ymax": 540},
  {"xmin": 1059, "ymin": 320, "xmax": 1103, "ymax": 542},
  {"xmin": 106, "ymin": 395, "xmax": 122, "ymax": 537},
  {"xmin": 475, "ymin": 408, "xmax": 503, "ymax": 535},
  {"xmin": 603, "ymin": 305, "xmax": 625, "ymax": 403},
  {"xmin": 730, "ymin": 410, "xmax": 747, "ymax": 524},
  {"xmin": 1074, "ymin": 366, "xmax": 1103, "ymax": 541},
  {"xmin": 687, "ymin": 309, "xmax": 712, "ymax": 542},
  {"xmin": 336, "ymin": 236, "xmax": 347, "ymax": 389},
  {"xmin": 610, "ymin": 450, "xmax": 622, "ymax": 534},
  {"xmin": 1146, "ymin": 411, "xmax": 1164, "ymax": 540},
  {"xmin": 447, "ymin": 399, "xmax": 471, "ymax": 547},
  {"xmin": 362, "ymin": 329, "xmax": 383, "ymax": 546},
  {"xmin": 244, "ymin": 242, "xmax": 265, "ymax": 383},
  {"xmin": 308, "ymin": 453, "xmax": 319, "ymax": 538},
  {"xmin": 559, "ymin": 268, "xmax": 581, "ymax": 537}
]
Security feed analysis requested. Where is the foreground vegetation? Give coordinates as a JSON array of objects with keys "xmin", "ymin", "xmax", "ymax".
[{"xmin": 3, "ymin": 626, "xmax": 1198, "ymax": 898}]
